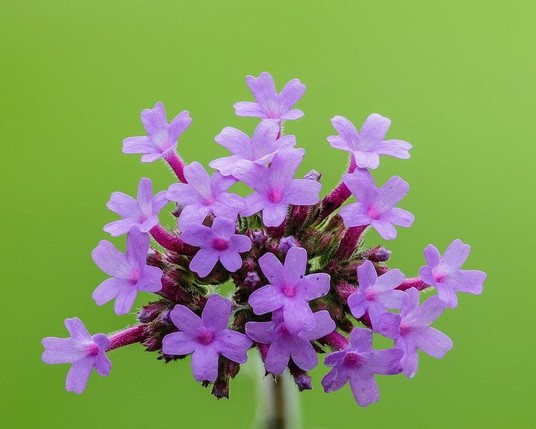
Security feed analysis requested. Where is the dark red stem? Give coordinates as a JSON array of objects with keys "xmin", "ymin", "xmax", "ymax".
[
  {"xmin": 397, "ymin": 277, "xmax": 430, "ymax": 291},
  {"xmin": 318, "ymin": 155, "xmax": 357, "ymax": 220},
  {"xmin": 150, "ymin": 225, "xmax": 195, "ymax": 255},
  {"xmin": 164, "ymin": 151, "xmax": 188, "ymax": 183},
  {"xmin": 336, "ymin": 225, "xmax": 368, "ymax": 259},
  {"xmin": 107, "ymin": 325, "xmax": 147, "ymax": 351}
]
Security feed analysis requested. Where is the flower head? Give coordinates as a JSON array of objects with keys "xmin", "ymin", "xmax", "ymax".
[
  {"xmin": 248, "ymin": 247, "xmax": 331, "ymax": 334},
  {"xmin": 236, "ymin": 149, "xmax": 321, "ymax": 227},
  {"xmin": 123, "ymin": 102, "xmax": 192, "ymax": 162},
  {"xmin": 42, "ymin": 318, "xmax": 111, "ymax": 394},
  {"xmin": 377, "ymin": 288, "xmax": 453, "ymax": 378},
  {"xmin": 321, "ymin": 327, "xmax": 403, "ymax": 407},
  {"xmin": 181, "ymin": 217, "xmax": 252, "ymax": 278},
  {"xmin": 92, "ymin": 229, "xmax": 163, "ymax": 315},
  {"xmin": 419, "ymin": 239, "xmax": 486, "ymax": 308},
  {"xmin": 166, "ymin": 162, "xmax": 246, "ymax": 231},
  {"xmin": 104, "ymin": 177, "xmax": 168, "ymax": 236},
  {"xmin": 234, "ymin": 72, "xmax": 306, "ymax": 122},
  {"xmin": 340, "ymin": 170, "xmax": 414, "ymax": 239},
  {"xmin": 162, "ymin": 295, "xmax": 252, "ymax": 382},
  {"xmin": 246, "ymin": 310, "xmax": 335, "ymax": 374},
  {"xmin": 347, "ymin": 260, "xmax": 406, "ymax": 328},
  {"xmin": 328, "ymin": 114, "xmax": 411, "ymax": 169}
]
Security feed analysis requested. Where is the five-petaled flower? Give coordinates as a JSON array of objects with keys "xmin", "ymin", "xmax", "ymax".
[{"xmin": 162, "ymin": 295, "xmax": 252, "ymax": 382}]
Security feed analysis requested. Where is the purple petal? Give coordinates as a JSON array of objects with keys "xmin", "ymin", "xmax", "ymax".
[
  {"xmin": 436, "ymin": 285, "xmax": 458, "ymax": 308},
  {"xmin": 278, "ymin": 78, "xmax": 306, "ymax": 110},
  {"xmin": 211, "ymin": 217, "xmax": 236, "ymax": 237},
  {"xmin": 349, "ymin": 327, "xmax": 373, "ymax": 352},
  {"xmin": 457, "ymin": 270, "xmax": 486, "ymax": 294},
  {"xmin": 400, "ymin": 342, "xmax": 419, "ymax": 378},
  {"xmin": 219, "ymin": 330, "xmax": 252, "ymax": 363},
  {"xmin": 371, "ymin": 220, "xmax": 398, "ymax": 240},
  {"xmin": 327, "ymin": 135, "xmax": 351, "ymax": 152},
  {"xmin": 246, "ymin": 72, "xmax": 278, "ymax": 105},
  {"xmin": 141, "ymin": 102, "xmax": 167, "ymax": 134},
  {"xmin": 92, "ymin": 278, "xmax": 123, "ymax": 306},
  {"xmin": 245, "ymin": 321, "xmax": 275, "ymax": 344},
  {"xmin": 183, "ymin": 162, "xmax": 212, "ymax": 198},
  {"xmin": 270, "ymin": 149, "xmax": 304, "ymax": 189},
  {"xmin": 342, "ymin": 170, "xmax": 376, "ymax": 205},
  {"xmin": 290, "ymin": 338, "xmax": 318, "ymax": 371},
  {"xmin": 189, "ymin": 249, "xmax": 220, "ymax": 278},
  {"xmin": 178, "ymin": 205, "xmax": 211, "ymax": 232},
  {"xmin": 242, "ymin": 192, "xmax": 267, "ymax": 217},
  {"xmin": 107, "ymin": 192, "xmax": 138, "ymax": 217},
  {"xmin": 64, "ymin": 317, "xmax": 91, "ymax": 341},
  {"xmin": 407, "ymin": 295, "xmax": 446, "ymax": 326},
  {"xmin": 162, "ymin": 332, "xmax": 197, "ymax": 356},
  {"xmin": 347, "ymin": 292, "xmax": 367, "ymax": 318},
  {"xmin": 168, "ymin": 110, "xmax": 192, "ymax": 141},
  {"xmin": 262, "ymin": 203, "xmax": 288, "ymax": 227},
  {"xmin": 419, "ymin": 265, "xmax": 435, "ymax": 286},
  {"xmin": 103, "ymin": 219, "xmax": 137, "ymax": 237},
  {"xmin": 411, "ymin": 327, "xmax": 453, "ymax": 358},
  {"xmin": 281, "ymin": 108, "xmax": 304, "ymax": 120},
  {"xmin": 360, "ymin": 113, "xmax": 391, "ymax": 142},
  {"xmin": 441, "ymin": 239, "xmax": 470, "ymax": 271},
  {"xmin": 233, "ymin": 101, "xmax": 266, "ymax": 118},
  {"xmin": 357, "ymin": 260, "xmax": 378, "ymax": 290},
  {"xmin": 299, "ymin": 273, "xmax": 331, "ymax": 301},
  {"xmin": 259, "ymin": 252, "xmax": 285, "ymax": 285},
  {"xmin": 300, "ymin": 311, "xmax": 336, "ymax": 340},
  {"xmin": 354, "ymin": 151, "xmax": 380, "ymax": 169},
  {"xmin": 285, "ymin": 179, "xmax": 321, "ymax": 206},
  {"xmin": 283, "ymin": 247, "xmax": 307, "ymax": 282},
  {"xmin": 230, "ymin": 234, "xmax": 252, "ymax": 253},
  {"xmin": 219, "ymin": 251, "xmax": 243, "ymax": 272},
  {"xmin": 376, "ymin": 139, "xmax": 412, "ymax": 158},
  {"xmin": 65, "ymin": 357, "xmax": 94, "ymax": 394},
  {"xmin": 349, "ymin": 372, "xmax": 380, "ymax": 407},
  {"xmin": 373, "ymin": 176, "xmax": 409, "ymax": 214},
  {"xmin": 169, "ymin": 304, "xmax": 202, "ymax": 335},
  {"xmin": 283, "ymin": 299, "xmax": 315, "ymax": 334},
  {"xmin": 41, "ymin": 338, "xmax": 86, "ymax": 364},
  {"xmin": 94, "ymin": 352, "xmax": 112, "ymax": 376},
  {"xmin": 331, "ymin": 116, "xmax": 359, "ymax": 144},
  {"xmin": 374, "ymin": 269, "xmax": 405, "ymax": 292},
  {"xmin": 382, "ymin": 207, "xmax": 414, "ymax": 227},
  {"xmin": 125, "ymin": 229, "xmax": 150, "ymax": 269},
  {"xmin": 166, "ymin": 183, "xmax": 200, "ymax": 205},
  {"xmin": 202, "ymin": 295, "xmax": 231, "ymax": 332},
  {"xmin": 181, "ymin": 223, "xmax": 214, "ymax": 247},
  {"xmin": 122, "ymin": 136, "xmax": 154, "ymax": 155},
  {"xmin": 339, "ymin": 204, "xmax": 371, "ymax": 227},
  {"xmin": 92, "ymin": 240, "xmax": 129, "ymax": 278},
  {"xmin": 249, "ymin": 285, "xmax": 283, "ymax": 315},
  {"xmin": 136, "ymin": 178, "xmax": 154, "ymax": 208},
  {"xmin": 324, "ymin": 350, "xmax": 348, "ymax": 368},
  {"xmin": 215, "ymin": 127, "xmax": 250, "ymax": 154},
  {"xmin": 191, "ymin": 348, "xmax": 220, "ymax": 382},
  {"xmin": 368, "ymin": 348, "xmax": 403, "ymax": 375},
  {"xmin": 400, "ymin": 287, "xmax": 420, "ymax": 318},
  {"xmin": 113, "ymin": 287, "xmax": 137, "ymax": 315},
  {"xmin": 265, "ymin": 343, "xmax": 290, "ymax": 375},
  {"xmin": 376, "ymin": 313, "xmax": 401, "ymax": 339},
  {"xmin": 322, "ymin": 367, "xmax": 350, "ymax": 392},
  {"xmin": 137, "ymin": 265, "xmax": 163, "ymax": 293}
]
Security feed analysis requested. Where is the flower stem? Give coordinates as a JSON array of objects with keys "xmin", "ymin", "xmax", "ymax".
[
  {"xmin": 150, "ymin": 224, "xmax": 195, "ymax": 254},
  {"xmin": 107, "ymin": 325, "xmax": 147, "ymax": 351},
  {"xmin": 397, "ymin": 277, "xmax": 430, "ymax": 291},
  {"xmin": 318, "ymin": 155, "xmax": 357, "ymax": 220},
  {"xmin": 164, "ymin": 151, "xmax": 188, "ymax": 182}
]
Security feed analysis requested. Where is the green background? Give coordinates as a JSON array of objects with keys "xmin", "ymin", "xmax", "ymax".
[{"xmin": 1, "ymin": 1, "xmax": 534, "ymax": 428}]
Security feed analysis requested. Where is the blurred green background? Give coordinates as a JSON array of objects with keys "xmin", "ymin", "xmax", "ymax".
[{"xmin": 1, "ymin": 1, "xmax": 534, "ymax": 428}]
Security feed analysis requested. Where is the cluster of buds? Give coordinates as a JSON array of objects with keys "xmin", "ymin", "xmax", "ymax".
[{"xmin": 42, "ymin": 72, "xmax": 486, "ymax": 406}]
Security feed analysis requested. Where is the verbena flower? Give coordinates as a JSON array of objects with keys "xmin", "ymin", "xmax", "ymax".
[
  {"xmin": 42, "ymin": 72, "xmax": 485, "ymax": 406},
  {"xmin": 42, "ymin": 317, "xmax": 111, "ymax": 394}
]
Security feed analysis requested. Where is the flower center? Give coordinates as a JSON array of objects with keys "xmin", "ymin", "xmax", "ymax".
[
  {"xmin": 268, "ymin": 188, "xmax": 283, "ymax": 203},
  {"xmin": 129, "ymin": 268, "xmax": 140, "ymax": 284},
  {"xmin": 399, "ymin": 323, "xmax": 411, "ymax": 336},
  {"xmin": 86, "ymin": 343, "xmax": 100, "ymax": 356},
  {"xmin": 202, "ymin": 196, "xmax": 215, "ymax": 206},
  {"xmin": 367, "ymin": 206, "xmax": 381, "ymax": 220},
  {"xmin": 197, "ymin": 329, "xmax": 215, "ymax": 345},
  {"xmin": 365, "ymin": 289, "xmax": 376, "ymax": 301},
  {"xmin": 344, "ymin": 352, "xmax": 363, "ymax": 366},
  {"xmin": 212, "ymin": 238, "xmax": 229, "ymax": 251},
  {"xmin": 433, "ymin": 272, "xmax": 446, "ymax": 283},
  {"xmin": 278, "ymin": 324, "xmax": 290, "ymax": 336},
  {"xmin": 281, "ymin": 284, "xmax": 297, "ymax": 297}
]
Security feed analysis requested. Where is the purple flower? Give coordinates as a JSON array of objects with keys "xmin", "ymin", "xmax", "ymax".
[
  {"xmin": 246, "ymin": 310, "xmax": 335, "ymax": 374},
  {"xmin": 92, "ymin": 229, "xmax": 163, "ymax": 315},
  {"xmin": 181, "ymin": 217, "xmax": 252, "ymax": 278},
  {"xmin": 166, "ymin": 162, "xmax": 246, "ymax": 231},
  {"xmin": 321, "ymin": 327, "xmax": 403, "ymax": 407},
  {"xmin": 103, "ymin": 177, "xmax": 168, "ymax": 237},
  {"xmin": 162, "ymin": 295, "xmax": 252, "ymax": 382},
  {"xmin": 327, "ymin": 114, "xmax": 412, "ymax": 169},
  {"xmin": 41, "ymin": 317, "xmax": 111, "ymax": 394},
  {"xmin": 122, "ymin": 102, "xmax": 192, "ymax": 162},
  {"xmin": 340, "ymin": 170, "xmax": 414, "ymax": 240},
  {"xmin": 235, "ymin": 149, "xmax": 321, "ymax": 227},
  {"xmin": 377, "ymin": 288, "xmax": 453, "ymax": 378},
  {"xmin": 347, "ymin": 260, "xmax": 406, "ymax": 329},
  {"xmin": 419, "ymin": 239, "xmax": 486, "ymax": 308},
  {"xmin": 248, "ymin": 247, "xmax": 330, "ymax": 334},
  {"xmin": 209, "ymin": 121, "xmax": 296, "ymax": 176},
  {"xmin": 234, "ymin": 72, "xmax": 306, "ymax": 122}
]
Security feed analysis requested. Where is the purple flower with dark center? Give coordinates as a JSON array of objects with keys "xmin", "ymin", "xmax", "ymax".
[
  {"xmin": 321, "ymin": 327, "xmax": 403, "ymax": 407},
  {"xmin": 340, "ymin": 170, "xmax": 414, "ymax": 240},
  {"xmin": 235, "ymin": 149, "xmax": 321, "ymax": 227},
  {"xmin": 104, "ymin": 177, "xmax": 168, "ymax": 237},
  {"xmin": 41, "ymin": 317, "xmax": 111, "ymax": 394},
  {"xmin": 166, "ymin": 162, "xmax": 246, "ymax": 231},
  {"xmin": 92, "ymin": 229, "xmax": 163, "ymax": 315},
  {"xmin": 419, "ymin": 239, "xmax": 486, "ymax": 308},
  {"xmin": 347, "ymin": 260, "xmax": 406, "ymax": 329},
  {"xmin": 162, "ymin": 295, "xmax": 252, "ymax": 383},
  {"xmin": 181, "ymin": 217, "xmax": 252, "ymax": 278},
  {"xmin": 234, "ymin": 72, "xmax": 306, "ymax": 122},
  {"xmin": 327, "ymin": 114, "xmax": 412, "ymax": 169},
  {"xmin": 248, "ymin": 247, "xmax": 330, "ymax": 334},
  {"xmin": 209, "ymin": 121, "xmax": 296, "ymax": 176},
  {"xmin": 122, "ymin": 102, "xmax": 192, "ymax": 162},
  {"xmin": 377, "ymin": 288, "xmax": 453, "ymax": 378},
  {"xmin": 245, "ymin": 310, "xmax": 335, "ymax": 374}
]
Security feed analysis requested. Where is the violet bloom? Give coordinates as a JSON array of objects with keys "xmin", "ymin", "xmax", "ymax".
[
  {"xmin": 162, "ymin": 295, "xmax": 252, "ymax": 383},
  {"xmin": 321, "ymin": 327, "xmax": 403, "ymax": 407},
  {"xmin": 166, "ymin": 162, "xmax": 246, "ymax": 231},
  {"xmin": 248, "ymin": 247, "xmax": 330, "ymax": 334},
  {"xmin": 234, "ymin": 72, "xmax": 306, "ymax": 122},
  {"xmin": 419, "ymin": 239, "xmax": 486, "ymax": 308},
  {"xmin": 246, "ymin": 310, "xmax": 335, "ymax": 374},
  {"xmin": 122, "ymin": 102, "xmax": 192, "ymax": 162},
  {"xmin": 181, "ymin": 217, "xmax": 252, "ymax": 278},
  {"xmin": 209, "ymin": 121, "xmax": 296, "ymax": 176},
  {"xmin": 377, "ymin": 288, "xmax": 453, "ymax": 378},
  {"xmin": 340, "ymin": 170, "xmax": 414, "ymax": 240},
  {"xmin": 92, "ymin": 229, "xmax": 163, "ymax": 315},
  {"xmin": 42, "ymin": 317, "xmax": 111, "ymax": 394},
  {"xmin": 327, "ymin": 114, "xmax": 411, "ymax": 169},
  {"xmin": 235, "ymin": 149, "xmax": 321, "ymax": 227},
  {"xmin": 104, "ymin": 177, "xmax": 168, "ymax": 237},
  {"xmin": 347, "ymin": 260, "xmax": 406, "ymax": 329}
]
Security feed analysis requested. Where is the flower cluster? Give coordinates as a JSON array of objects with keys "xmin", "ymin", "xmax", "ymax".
[{"xmin": 42, "ymin": 72, "xmax": 486, "ymax": 406}]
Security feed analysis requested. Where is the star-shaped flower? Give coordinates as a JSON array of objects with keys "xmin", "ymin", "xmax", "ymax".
[
  {"xmin": 347, "ymin": 260, "xmax": 406, "ymax": 329},
  {"xmin": 248, "ymin": 247, "xmax": 331, "ymax": 334},
  {"xmin": 162, "ymin": 295, "xmax": 252, "ymax": 383},
  {"xmin": 235, "ymin": 149, "xmax": 321, "ymax": 227},
  {"xmin": 166, "ymin": 162, "xmax": 246, "ymax": 231},
  {"xmin": 419, "ymin": 239, "xmax": 486, "ymax": 308},
  {"xmin": 209, "ymin": 121, "xmax": 296, "ymax": 176},
  {"xmin": 340, "ymin": 170, "xmax": 414, "ymax": 240},
  {"xmin": 103, "ymin": 177, "xmax": 168, "ymax": 237},
  {"xmin": 41, "ymin": 318, "xmax": 111, "ymax": 394},
  {"xmin": 321, "ymin": 327, "xmax": 403, "ymax": 407},
  {"xmin": 245, "ymin": 310, "xmax": 335, "ymax": 374},
  {"xmin": 234, "ymin": 72, "xmax": 306, "ymax": 122},
  {"xmin": 377, "ymin": 288, "xmax": 453, "ymax": 378},
  {"xmin": 92, "ymin": 229, "xmax": 163, "ymax": 315},
  {"xmin": 181, "ymin": 217, "xmax": 252, "ymax": 278},
  {"xmin": 327, "ymin": 114, "xmax": 412, "ymax": 169},
  {"xmin": 122, "ymin": 102, "xmax": 192, "ymax": 162}
]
